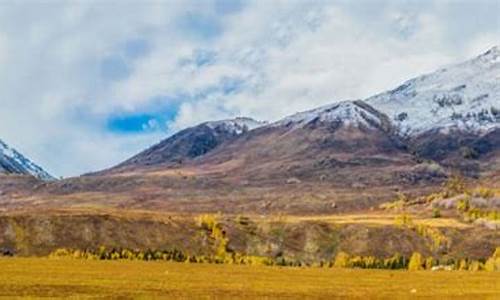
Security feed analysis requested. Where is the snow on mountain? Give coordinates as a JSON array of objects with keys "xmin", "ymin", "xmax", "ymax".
[
  {"xmin": 273, "ymin": 100, "xmax": 387, "ymax": 129},
  {"xmin": 205, "ymin": 117, "xmax": 267, "ymax": 134},
  {"xmin": 0, "ymin": 139, "xmax": 54, "ymax": 180},
  {"xmin": 367, "ymin": 46, "xmax": 500, "ymax": 136}
]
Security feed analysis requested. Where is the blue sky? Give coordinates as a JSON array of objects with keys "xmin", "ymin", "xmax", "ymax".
[{"xmin": 0, "ymin": 0, "xmax": 498, "ymax": 177}]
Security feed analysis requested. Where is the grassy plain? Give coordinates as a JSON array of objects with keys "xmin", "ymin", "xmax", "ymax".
[{"xmin": 0, "ymin": 258, "xmax": 499, "ymax": 299}]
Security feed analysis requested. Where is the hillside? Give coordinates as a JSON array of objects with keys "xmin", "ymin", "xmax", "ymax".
[
  {"xmin": 190, "ymin": 100, "xmax": 415, "ymax": 185},
  {"xmin": 100, "ymin": 117, "xmax": 265, "ymax": 174}
]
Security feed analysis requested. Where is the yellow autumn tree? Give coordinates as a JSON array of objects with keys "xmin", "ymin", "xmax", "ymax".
[
  {"xmin": 408, "ymin": 252, "xmax": 424, "ymax": 271},
  {"xmin": 333, "ymin": 252, "xmax": 350, "ymax": 268},
  {"xmin": 485, "ymin": 247, "xmax": 500, "ymax": 272}
]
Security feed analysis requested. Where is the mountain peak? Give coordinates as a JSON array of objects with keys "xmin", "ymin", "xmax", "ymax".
[
  {"xmin": 101, "ymin": 116, "xmax": 266, "ymax": 173},
  {"xmin": 367, "ymin": 47, "xmax": 500, "ymax": 135},
  {"xmin": 464, "ymin": 45, "xmax": 500, "ymax": 67},
  {"xmin": 204, "ymin": 117, "xmax": 267, "ymax": 135},
  {"xmin": 0, "ymin": 139, "xmax": 54, "ymax": 181},
  {"xmin": 273, "ymin": 100, "xmax": 387, "ymax": 130},
  {"xmin": 480, "ymin": 45, "xmax": 500, "ymax": 61}
]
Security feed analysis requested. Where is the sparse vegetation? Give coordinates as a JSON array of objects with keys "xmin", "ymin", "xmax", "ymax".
[
  {"xmin": 415, "ymin": 224, "xmax": 449, "ymax": 252},
  {"xmin": 442, "ymin": 175, "xmax": 467, "ymax": 197},
  {"xmin": 395, "ymin": 213, "xmax": 414, "ymax": 227},
  {"xmin": 380, "ymin": 192, "xmax": 408, "ymax": 211}
]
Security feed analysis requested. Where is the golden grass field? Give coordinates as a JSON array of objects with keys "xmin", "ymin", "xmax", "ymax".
[{"xmin": 0, "ymin": 258, "xmax": 499, "ymax": 299}]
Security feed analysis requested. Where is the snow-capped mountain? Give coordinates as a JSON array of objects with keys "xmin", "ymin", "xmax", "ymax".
[
  {"xmin": 367, "ymin": 46, "xmax": 500, "ymax": 136},
  {"xmin": 101, "ymin": 47, "xmax": 499, "ymax": 178},
  {"xmin": 273, "ymin": 100, "xmax": 389, "ymax": 130},
  {"xmin": 183, "ymin": 99, "xmax": 410, "ymax": 185},
  {"xmin": 205, "ymin": 117, "xmax": 266, "ymax": 134},
  {"xmin": 0, "ymin": 139, "xmax": 54, "ymax": 181}
]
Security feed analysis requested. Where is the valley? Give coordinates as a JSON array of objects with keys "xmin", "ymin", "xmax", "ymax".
[{"xmin": 0, "ymin": 47, "xmax": 498, "ymax": 299}]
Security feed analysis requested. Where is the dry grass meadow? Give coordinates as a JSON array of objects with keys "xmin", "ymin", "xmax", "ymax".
[{"xmin": 0, "ymin": 258, "xmax": 498, "ymax": 299}]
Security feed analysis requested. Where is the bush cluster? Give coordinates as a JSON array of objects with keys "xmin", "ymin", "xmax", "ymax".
[
  {"xmin": 48, "ymin": 246, "xmax": 307, "ymax": 266},
  {"xmin": 197, "ymin": 214, "xmax": 229, "ymax": 259},
  {"xmin": 333, "ymin": 252, "xmax": 408, "ymax": 270},
  {"xmin": 332, "ymin": 250, "xmax": 500, "ymax": 272},
  {"xmin": 50, "ymin": 247, "xmax": 188, "ymax": 262}
]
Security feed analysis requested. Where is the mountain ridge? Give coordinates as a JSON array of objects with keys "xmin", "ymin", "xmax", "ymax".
[
  {"xmin": 97, "ymin": 46, "xmax": 499, "ymax": 179},
  {"xmin": 1, "ymin": 47, "xmax": 498, "ymax": 215},
  {"xmin": 0, "ymin": 139, "xmax": 53, "ymax": 181},
  {"xmin": 366, "ymin": 46, "xmax": 499, "ymax": 136},
  {"xmin": 100, "ymin": 117, "xmax": 267, "ymax": 174}
]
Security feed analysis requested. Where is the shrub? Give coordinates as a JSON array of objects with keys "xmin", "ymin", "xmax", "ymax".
[
  {"xmin": 197, "ymin": 213, "xmax": 230, "ymax": 259},
  {"xmin": 458, "ymin": 259, "xmax": 469, "ymax": 270},
  {"xmin": 464, "ymin": 209, "xmax": 500, "ymax": 222},
  {"xmin": 197, "ymin": 214, "xmax": 219, "ymax": 231},
  {"xmin": 395, "ymin": 214, "xmax": 413, "ymax": 227},
  {"xmin": 443, "ymin": 176, "xmax": 466, "ymax": 197},
  {"xmin": 49, "ymin": 248, "xmax": 71, "ymax": 258},
  {"xmin": 97, "ymin": 246, "xmax": 108, "ymax": 260},
  {"xmin": 432, "ymin": 208, "xmax": 441, "ymax": 218},
  {"xmin": 485, "ymin": 247, "xmax": 500, "ymax": 272},
  {"xmin": 379, "ymin": 200, "xmax": 405, "ymax": 211},
  {"xmin": 484, "ymin": 258, "xmax": 499, "ymax": 272},
  {"xmin": 235, "ymin": 215, "xmax": 250, "ymax": 226},
  {"xmin": 473, "ymin": 187, "xmax": 495, "ymax": 199},
  {"xmin": 468, "ymin": 260, "xmax": 483, "ymax": 271},
  {"xmin": 457, "ymin": 197, "xmax": 470, "ymax": 212},
  {"xmin": 333, "ymin": 252, "xmax": 350, "ymax": 268},
  {"xmin": 415, "ymin": 225, "xmax": 449, "ymax": 252},
  {"xmin": 380, "ymin": 193, "xmax": 409, "ymax": 211},
  {"xmin": 424, "ymin": 257, "xmax": 436, "ymax": 270},
  {"xmin": 383, "ymin": 253, "xmax": 406, "ymax": 269}
]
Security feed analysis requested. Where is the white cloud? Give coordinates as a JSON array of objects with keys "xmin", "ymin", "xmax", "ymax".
[{"xmin": 0, "ymin": 0, "xmax": 498, "ymax": 177}]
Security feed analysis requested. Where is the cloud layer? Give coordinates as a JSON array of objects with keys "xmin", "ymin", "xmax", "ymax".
[{"xmin": 0, "ymin": 0, "xmax": 498, "ymax": 177}]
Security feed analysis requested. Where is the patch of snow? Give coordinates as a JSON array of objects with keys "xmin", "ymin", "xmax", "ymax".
[
  {"xmin": 367, "ymin": 46, "xmax": 500, "ymax": 136},
  {"xmin": 205, "ymin": 117, "xmax": 267, "ymax": 135},
  {"xmin": 272, "ymin": 100, "xmax": 383, "ymax": 129},
  {"xmin": 0, "ymin": 139, "xmax": 54, "ymax": 180}
]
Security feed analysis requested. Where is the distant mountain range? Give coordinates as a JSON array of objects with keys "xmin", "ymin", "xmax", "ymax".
[
  {"xmin": 0, "ymin": 47, "xmax": 498, "ymax": 205},
  {"xmin": 99, "ymin": 46, "xmax": 499, "ymax": 183}
]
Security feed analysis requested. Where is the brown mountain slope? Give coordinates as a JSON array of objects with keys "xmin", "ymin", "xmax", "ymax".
[
  {"xmin": 97, "ymin": 117, "xmax": 265, "ymax": 175},
  {"xmin": 189, "ymin": 100, "xmax": 417, "ymax": 185},
  {"xmin": 0, "ymin": 101, "xmax": 450, "ymax": 214}
]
